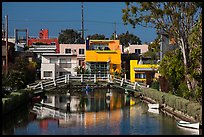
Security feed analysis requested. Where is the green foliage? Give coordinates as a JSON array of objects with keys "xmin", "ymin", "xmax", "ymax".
[
  {"xmin": 143, "ymin": 37, "xmax": 160, "ymax": 60},
  {"xmin": 74, "ymin": 66, "xmax": 90, "ymax": 74},
  {"xmin": 110, "ymin": 31, "xmax": 142, "ymax": 46},
  {"xmin": 7, "ymin": 70, "xmax": 25, "ymax": 90},
  {"xmin": 177, "ymin": 82, "xmax": 190, "ymax": 99},
  {"xmin": 122, "ymin": 2, "xmax": 202, "ymax": 94},
  {"xmin": 150, "ymin": 80, "xmax": 160, "ymax": 91},
  {"xmin": 159, "ymin": 49, "xmax": 184, "ymax": 91},
  {"xmin": 186, "ymin": 102, "xmax": 202, "ymax": 121},
  {"xmin": 87, "ymin": 34, "xmax": 106, "ymax": 40},
  {"xmin": 23, "ymin": 45, "xmax": 29, "ymax": 51},
  {"xmin": 2, "ymin": 54, "xmax": 37, "ymax": 90},
  {"xmin": 58, "ymin": 29, "xmax": 84, "ymax": 44}
]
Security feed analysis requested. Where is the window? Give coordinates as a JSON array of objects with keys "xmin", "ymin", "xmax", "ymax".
[
  {"xmin": 59, "ymin": 71, "xmax": 71, "ymax": 76},
  {"xmin": 79, "ymin": 49, "xmax": 84, "ymax": 55},
  {"xmin": 135, "ymin": 73, "xmax": 146, "ymax": 79},
  {"xmin": 79, "ymin": 60, "xmax": 84, "ymax": 66},
  {"xmin": 50, "ymin": 58, "xmax": 58, "ymax": 64},
  {"xmin": 51, "ymin": 42, "xmax": 56, "ymax": 45},
  {"xmin": 65, "ymin": 49, "xmax": 71, "ymax": 54},
  {"xmin": 44, "ymin": 71, "xmax": 52, "ymax": 77},
  {"xmin": 59, "ymin": 59, "xmax": 67, "ymax": 68},
  {"xmin": 135, "ymin": 49, "xmax": 141, "ymax": 54}
]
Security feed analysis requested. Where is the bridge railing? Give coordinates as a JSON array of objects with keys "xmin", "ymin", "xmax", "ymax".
[
  {"xmin": 27, "ymin": 74, "xmax": 111, "ymax": 91},
  {"xmin": 112, "ymin": 76, "xmax": 142, "ymax": 91}
]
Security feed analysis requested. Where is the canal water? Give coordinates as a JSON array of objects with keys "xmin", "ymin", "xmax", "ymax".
[{"xmin": 2, "ymin": 88, "xmax": 201, "ymax": 135}]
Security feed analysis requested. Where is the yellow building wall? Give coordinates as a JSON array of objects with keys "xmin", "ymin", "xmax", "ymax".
[
  {"xmin": 86, "ymin": 40, "xmax": 121, "ymax": 74},
  {"xmin": 130, "ymin": 60, "xmax": 137, "ymax": 82},
  {"xmin": 130, "ymin": 60, "xmax": 159, "ymax": 82}
]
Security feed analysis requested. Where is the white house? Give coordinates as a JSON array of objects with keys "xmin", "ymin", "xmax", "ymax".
[
  {"xmin": 124, "ymin": 44, "xmax": 149, "ymax": 55},
  {"xmin": 41, "ymin": 53, "xmax": 77, "ymax": 79}
]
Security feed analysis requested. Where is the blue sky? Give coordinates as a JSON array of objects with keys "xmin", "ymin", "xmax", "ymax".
[{"xmin": 2, "ymin": 2, "xmax": 157, "ymax": 43}]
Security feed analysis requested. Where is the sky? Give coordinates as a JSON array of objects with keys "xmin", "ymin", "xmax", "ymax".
[{"xmin": 2, "ymin": 2, "xmax": 157, "ymax": 43}]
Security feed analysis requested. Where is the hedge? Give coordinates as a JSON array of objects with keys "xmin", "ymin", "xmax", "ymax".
[{"xmin": 141, "ymin": 87, "xmax": 202, "ymax": 123}]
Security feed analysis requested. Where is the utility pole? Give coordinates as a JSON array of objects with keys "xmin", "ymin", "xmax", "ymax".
[
  {"xmin": 114, "ymin": 21, "xmax": 116, "ymax": 40},
  {"xmin": 5, "ymin": 15, "xmax": 8, "ymax": 75},
  {"xmin": 81, "ymin": 2, "xmax": 84, "ymax": 40}
]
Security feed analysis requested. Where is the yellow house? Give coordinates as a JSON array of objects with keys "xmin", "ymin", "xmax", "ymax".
[
  {"xmin": 130, "ymin": 60, "xmax": 159, "ymax": 85},
  {"xmin": 85, "ymin": 40, "xmax": 121, "ymax": 77}
]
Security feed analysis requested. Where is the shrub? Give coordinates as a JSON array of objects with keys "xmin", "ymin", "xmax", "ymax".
[{"xmin": 150, "ymin": 80, "xmax": 160, "ymax": 91}]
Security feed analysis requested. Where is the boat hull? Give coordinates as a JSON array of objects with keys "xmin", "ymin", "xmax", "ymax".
[
  {"xmin": 148, "ymin": 104, "xmax": 159, "ymax": 109},
  {"xmin": 177, "ymin": 121, "xmax": 200, "ymax": 129}
]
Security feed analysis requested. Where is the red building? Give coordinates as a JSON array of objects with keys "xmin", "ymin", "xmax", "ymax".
[{"xmin": 28, "ymin": 29, "xmax": 59, "ymax": 53}]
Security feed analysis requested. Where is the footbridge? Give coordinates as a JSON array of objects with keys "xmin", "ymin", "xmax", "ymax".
[{"xmin": 27, "ymin": 74, "xmax": 144, "ymax": 94}]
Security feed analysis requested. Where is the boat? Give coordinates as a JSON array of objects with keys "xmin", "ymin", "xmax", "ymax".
[
  {"xmin": 148, "ymin": 108, "xmax": 159, "ymax": 114},
  {"xmin": 148, "ymin": 103, "xmax": 160, "ymax": 109},
  {"xmin": 177, "ymin": 120, "xmax": 200, "ymax": 129}
]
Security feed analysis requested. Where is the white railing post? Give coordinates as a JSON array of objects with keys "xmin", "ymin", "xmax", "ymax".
[
  {"xmin": 94, "ymin": 74, "xmax": 97, "ymax": 83},
  {"xmin": 124, "ymin": 74, "xmax": 126, "ymax": 82},
  {"xmin": 107, "ymin": 74, "xmax": 110, "ymax": 82},
  {"xmin": 40, "ymin": 82, "xmax": 43, "ymax": 90},
  {"xmin": 68, "ymin": 74, "xmax": 70, "ymax": 83},
  {"xmin": 120, "ymin": 78, "xmax": 124, "ymax": 86},
  {"xmin": 133, "ymin": 82, "xmax": 137, "ymax": 90},
  {"xmin": 65, "ymin": 75, "xmax": 67, "ymax": 83},
  {"xmin": 81, "ymin": 74, "xmax": 83, "ymax": 82},
  {"xmin": 53, "ymin": 79, "xmax": 56, "ymax": 86}
]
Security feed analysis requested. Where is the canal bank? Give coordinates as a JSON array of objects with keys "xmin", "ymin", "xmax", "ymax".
[
  {"xmin": 2, "ymin": 89, "xmax": 32, "ymax": 116},
  {"xmin": 138, "ymin": 87, "xmax": 202, "ymax": 126}
]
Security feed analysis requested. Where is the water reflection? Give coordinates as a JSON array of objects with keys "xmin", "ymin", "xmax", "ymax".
[
  {"xmin": 38, "ymin": 89, "xmax": 133, "ymax": 114},
  {"xmin": 3, "ymin": 88, "xmax": 202, "ymax": 135}
]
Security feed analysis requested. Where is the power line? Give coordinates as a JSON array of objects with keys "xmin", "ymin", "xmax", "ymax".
[{"xmin": 8, "ymin": 19, "xmax": 125, "ymax": 25}]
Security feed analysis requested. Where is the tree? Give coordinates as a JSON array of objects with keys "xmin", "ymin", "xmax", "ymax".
[
  {"xmin": 110, "ymin": 31, "xmax": 142, "ymax": 46},
  {"xmin": 3, "ymin": 54, "xmax": 37, "ymax": 90},
  {"xmin": 143, "ymin": 36, "xmax": 160, "ymax": 61},
  {"xmin": 87, "ymin": 34, "xmax": 106, "ymax": 40},
  {"xmin": 159, "ymin": 49, "xmax": 185, "ymax": 94},
  {"xmin": 122, "ymin": 2, "xmax": 202, "ymax": 92},
  {"xmin": 58, "ymin": 29, "xmax": 84, "ymax": 44}
]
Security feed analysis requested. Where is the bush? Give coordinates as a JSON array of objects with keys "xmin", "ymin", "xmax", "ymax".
[
  {"xmin": 150, "ymin": 80, "xmax": 160, "ymax": 91},
  {"xmin": 186, "ymin": 102, "xmax": 202, "ymax": 121}
]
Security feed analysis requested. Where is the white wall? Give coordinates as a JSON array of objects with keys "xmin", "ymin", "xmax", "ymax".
[{"xmin": 41, "ymin": 54, "xmax": 77, "ymax": 79}]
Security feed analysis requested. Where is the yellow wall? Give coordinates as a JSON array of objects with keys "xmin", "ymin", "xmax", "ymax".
[
  {"xmin": 86, "ymin": 40, "xmax": 121, "ymax": 74},
  {"xmin": 130, "ymin": 60, "xmax": 159, "ymax": 82}
]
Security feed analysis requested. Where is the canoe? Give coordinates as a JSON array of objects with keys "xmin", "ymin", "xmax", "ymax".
[
  {"xmin": 148, "ymin": 103, "xmax": 160, "ymax": 109},
  {"xmin": 177, "ymin": 120, "xmax": 200, "ymax": 129}
]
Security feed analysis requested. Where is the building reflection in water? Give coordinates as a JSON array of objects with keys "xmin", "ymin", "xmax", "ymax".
[{"xmin": 31, "ymin": 89, "xmax": 140, "ymax": 133}]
